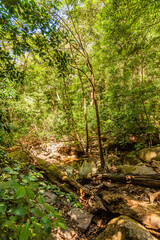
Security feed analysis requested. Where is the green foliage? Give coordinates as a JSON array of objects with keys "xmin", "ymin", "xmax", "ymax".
[
  {"xmin": 40, "ymin": 183, "xmax": 81, "ymax": 208},
  {"xmin": 0, "ymin": 161, "xmax": 66, "ymax": 240},
  {"xmin": 1, "ymin": 0, "xmax": 160, "ymax": 151}
]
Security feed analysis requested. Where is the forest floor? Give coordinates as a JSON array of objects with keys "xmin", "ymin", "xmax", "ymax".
[{"xmin": 19, "ymin": 135, "xmax": 160, "ymax": 240}]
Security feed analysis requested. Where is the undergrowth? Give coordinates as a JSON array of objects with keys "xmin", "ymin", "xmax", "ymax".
[{"xmin": 0, "ymin": 151, "xmax": 80, "ymax": 240}]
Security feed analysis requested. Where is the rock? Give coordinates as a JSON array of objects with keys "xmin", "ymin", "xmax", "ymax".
[
  {"xmin": 96, "ymin": 215, "xmax": 158, "ymax": 240},
  {"xmin": 79, "ymin": 161, "xmax": 97, "ymax": 178},
  {"xmin": 139, "ymin": 147, "xmax": 160, "ymax": 163},
  {"xmin": 118, "ymin": 164, "xmax": 156, "ymax": 175},
  {"xmin": 59, "ymin": 165, "xmax": 75, "ymax": 178},
  {"xmin": 132, "ymin": 165, "xmax": 156, "ymax": 175},
  {"xmin": 42, "ymin": 191, "xmax": 57, "ymax": 204},
  {"xmin": 48, "ymin": 226, "xmax": 78, "ymax": 240},
  {"xmin": 67, "ymin": 207, "xmax": 94, "ymax": 231}
]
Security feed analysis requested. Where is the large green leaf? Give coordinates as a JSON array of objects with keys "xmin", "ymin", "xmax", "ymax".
[
  {"xmin": 19, "ymin": 222, "xmax": 30, "ymax": 240},
  {"xmin": 12, "ymin": 206, "xmax": 28, "ymax": 216},
  {"xmin": 26, "ymin": 188, "xmax": 36, "ymax": 199},
  {"xmin": 44, "ymin": 203, "xmax": 54, "ymax": 213},
  {"xmin": 16, "ymin": 187, "xmax": 26, "ymax": 199},
  {"xmin": 30, "ymin": 182, "xmax": 39, "ymax": 189},
  {"xmin": 31, "ymin": 208, "xmax": 44, "ymax": 217},
  {"xmin": 41, "ymin": 215, "xmax": 48, "ymax": 223}
]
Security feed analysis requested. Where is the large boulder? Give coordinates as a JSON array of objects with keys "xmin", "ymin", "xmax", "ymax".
[
  {"xmin": 118, "ymin": 164, "xmax": 156, "ymax": 175},
  {"xmin": 96, "ymin": 215, "xmax": 158, "ymax": 240},
  {"xmin": 139, "ymin": 147, "xmax": 160, "ymax": 163}
]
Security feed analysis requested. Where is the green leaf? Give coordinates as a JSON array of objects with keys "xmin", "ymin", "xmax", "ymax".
[
  {"xmin": 38, "ymin": 195, "xmax": 45, "ymax": 204},
  {"xmin": 44, "ymin": 203, "xmax": 54, "ymax": 213},
  {"xmin": 21, "ymin": 175, "xmax": 30, "ymax": 183},
  {"xmin": 44, "ymin": 222, "xmax": 51, "ymax": 234},
  {"xmin": 28, "ymin": 173, "xmax": 38, "ymax": 181},
  {"xmin": 30, "ymin": 182, "xmax": 39, "ymax": 189},
  {"xmin": 19, "ymin": 222, "xmax": 30, "ymax": 240},
  {"xmin": 58, "ymin": 222, "xmax": 66, "ymax": 229},
  {"xmin": 53, "ymin": 211, "xmax": 63, "ymax": 221},
  {"xmin": 13, "ymin": 165, "xmax": 21, "ymax": 171},
  {"xmin": 26, "ymin": 188, "xmax": 36, "ymax": 199},
  {"xmin": 0, "ymin": 203, "xmax": 7, "ymax": 214},
  {"xmin": 9, "ymin": 181, "xmax": 20, "ymax": 188},
  {"xmin": 12, "ymin": 206, "xmax": 28, "ymax": 216},
  {"xmin": 3, "ymin": 167, "xmax": 12, "ymax": 172},
  {"xmin": 41, "ymin": 215, "xmax": 48, "ymax": 223},
  {"xmin": 16, "ymin": 187, "xmax": 26, "ymax": 199},
  {"xmin": 3, "ymin": 220, "xmax": 15, "ymax": 229},
  {"xmin": 31, "ymin": 208, "xmax": 44, "ymax": 217},
  {"xmin": 4, "ymin": 167, "xmax": 18, "ymax": 175}
]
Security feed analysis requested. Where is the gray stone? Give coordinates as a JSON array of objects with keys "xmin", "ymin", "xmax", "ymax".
[
  {"xmin": 67, "ymin": 207, "xmax": 94, "ymax": 231},
  {"xmin": 132, "ymin": 165, "xmax": 156, "ymax": 175},
  {"xmin": 79, "ymin": 161, "xmax": 97, "ymax": 178},
  {"xmin": 96, "ymin": 215, "xmax": 158, "ymax": 240},
  {"xmin": 118, "ymin": 164, "xmax": 156, "ymax": 175}
]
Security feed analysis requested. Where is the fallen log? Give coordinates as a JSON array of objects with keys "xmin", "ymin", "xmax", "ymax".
[
  {"xmin": 92, "ymin": 173, "xmax": 160, "ymax": 188},
  {"xmin": 31, "ymin": 154, "xmax": 91, "ymax": 196},
  {"xmin": 32, "ymin": 155, "xmax": 106, "ymax": 212},
  {"xmin": 101, "ymin": 191, "xmax": 160, "ymax": 239}
]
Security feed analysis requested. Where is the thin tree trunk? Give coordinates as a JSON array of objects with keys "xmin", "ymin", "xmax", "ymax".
[
  {"xmin": 87, "ymin": 61, "xmax": 105, "ymax": 168},
  {"xmin": 56, "ymin": 2, "xmax": 105, "ymax": 168},
  {"xmin": 78, "ymin": 69, "xmax": 89, "ymax": 153}
]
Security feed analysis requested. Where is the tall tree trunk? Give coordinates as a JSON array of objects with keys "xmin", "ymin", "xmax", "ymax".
[
  {"xmin": 56, "ymin": 2, "xmax": 105, "ymax": 168},
  {"xmin": 78, "ymin": 69, "xmax": 89, "ymax": 153},
  {"xmin": 91, "ymin": 73, "xmax": 105, "ymax": 169}
]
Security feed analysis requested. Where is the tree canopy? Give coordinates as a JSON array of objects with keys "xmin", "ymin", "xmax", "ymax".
[{"xmin": 0, "ymin": 0, "xmax": 160, "ymax": 159}]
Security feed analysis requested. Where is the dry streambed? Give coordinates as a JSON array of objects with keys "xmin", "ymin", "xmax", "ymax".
[{"xmin": 7, "ymin": 141, "xmax": 160, "ymax": 240}]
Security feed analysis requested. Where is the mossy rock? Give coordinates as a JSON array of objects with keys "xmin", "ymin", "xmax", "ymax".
[
  {"xmin": 120, "ymin": 152, "xmax": 142, "ymax": 165},
  {"xmin": 79, "ymin": 160, "xmax": 98, "ymax": 178},
  {"xmin": 96, "ymin": 215, "xmax": 158, "ymax": 240},
  {"xmin": 118, "ymin": 164, "xmax": 156, "ymax": 175},
  {"xmin": 6, "ymin": 150, "xmax": 32, "ymax": 163}
]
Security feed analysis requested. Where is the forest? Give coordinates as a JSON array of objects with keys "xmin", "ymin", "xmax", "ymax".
[{"xmin": 0, "ymin": 0, "xmax": 160, "ymax": 239}]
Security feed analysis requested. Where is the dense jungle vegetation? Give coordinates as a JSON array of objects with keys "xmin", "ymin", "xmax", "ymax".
[
  {"xmin": 0, "ymin": 0, "xmax": 160, "ymax": 239},
  {"xmin": 1, "ymin": 0, "xmax": 160, "ymax": 163}
]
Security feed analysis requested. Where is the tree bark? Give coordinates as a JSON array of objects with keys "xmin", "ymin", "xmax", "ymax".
[{"xmin": 93, "ymin": 173, "xmax": 160, "ymax": 188}]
